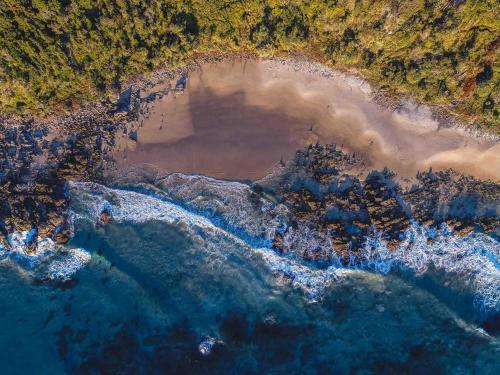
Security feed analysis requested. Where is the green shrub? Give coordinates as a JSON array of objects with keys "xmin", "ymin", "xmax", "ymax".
[{"xmin": 0, "ymin": 0, "xmax": 498, "ymax": 130}]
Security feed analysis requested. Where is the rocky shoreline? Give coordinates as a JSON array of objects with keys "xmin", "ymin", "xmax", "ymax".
[
  {"xmin": 0, "ymin": 106, "xmax": 119, "ymax": 251},
  {"xmin": 0, "ymin": 55, "xmax": 498, "ymax": 257},
  {"xmin": 256, "ymin": 144, "xmax": 499, "ymax": 263}
]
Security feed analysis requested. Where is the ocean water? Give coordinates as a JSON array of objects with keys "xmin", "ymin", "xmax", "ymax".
[{"xmin": 0, "ymin": 181, "xmax": 498, "ymax": 374}]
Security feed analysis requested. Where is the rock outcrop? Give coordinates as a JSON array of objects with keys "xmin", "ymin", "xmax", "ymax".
[
  {"xmin": 1, "ymin": 110, "xmax": 498, "ymax": 266},
  {"xmin": 0, "ymin": 106, "xmax": 119, "ymax": 251},
  {"xmin": 256, "ymin": 144, "xmax": 499, "ymax": 264}
]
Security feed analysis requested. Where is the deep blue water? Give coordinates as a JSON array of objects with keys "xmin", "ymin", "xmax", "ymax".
[{"xmin": 0, "ymin": 182, "xmax": 498, "ymax": 374}]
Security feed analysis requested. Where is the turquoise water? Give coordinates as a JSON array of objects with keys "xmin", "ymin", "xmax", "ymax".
[{"xmin": 0, "ymin": 181, "xmax": 498, "ymax": 374}]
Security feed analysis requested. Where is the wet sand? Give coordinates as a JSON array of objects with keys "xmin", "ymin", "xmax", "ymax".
[{"xmin": 115, "ymin": 58, "xmax": 500, "ymax": 182}]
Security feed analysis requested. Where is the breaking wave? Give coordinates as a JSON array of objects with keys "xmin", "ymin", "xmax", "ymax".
[
  {"xmin": 0, "ymin": 230, "xmax": 90, "ymax": 282},
  {"xmin": 69, "ymin": 181, "xmax": 499, "ymax": 318},
  {"xmin": 360, "ymin": 225, "xmax": 499, "ymax": 314}
]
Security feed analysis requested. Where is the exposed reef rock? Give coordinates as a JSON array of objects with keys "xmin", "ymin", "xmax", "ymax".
[
  {"xmin": 407, "ymin": 170, "xmax": 499, "ymax": 236},
  {"xmin": 0, "ymin": 75, "xmax": 184, "ymax": 252},
  {"xmin": 0, "ymin": 107, "xmax": 120, "ymax": 251},
  {"xmin": 255, "ymin": 144, "xmax": 499, "ymax": 264},
  {"xmin": 1, "ymin": 102, "xmax": 498, "ymax": 266}
]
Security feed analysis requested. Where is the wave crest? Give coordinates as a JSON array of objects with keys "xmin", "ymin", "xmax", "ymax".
[
  {"xmin": 69, "ymin": 181, "xmax": 499, "ymax": 316},
  {"xmin": 0, "ymin": 230, "xmax": 90, "ymax": 282}
]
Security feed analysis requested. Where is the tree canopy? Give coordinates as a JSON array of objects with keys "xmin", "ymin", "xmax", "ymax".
[{"xmin": 0, "ymin": 0, "xmax": 498, "ymax": 129}]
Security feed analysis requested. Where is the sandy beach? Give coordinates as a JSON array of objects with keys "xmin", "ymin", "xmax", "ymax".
[{"xmin": 114, "ymin": 57, "xmax": 500, "ymax": 182}]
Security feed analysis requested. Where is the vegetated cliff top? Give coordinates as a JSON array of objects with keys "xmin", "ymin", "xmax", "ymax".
[{"xmin": 0, "ymin": 0, "xmax": 498, "ymax": 130}]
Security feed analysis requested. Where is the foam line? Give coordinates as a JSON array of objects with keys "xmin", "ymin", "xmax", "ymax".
[
  {"xmin": 0, "ymin": 231, "xmax": 90, "ymax": 281},
  {"xmin": 69, "ymin": 182, "xmax": 499, "ymax": 316}
]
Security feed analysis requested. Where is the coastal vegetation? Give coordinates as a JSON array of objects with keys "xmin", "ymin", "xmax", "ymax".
[{"xmin": 1, "ymin": 0, "xmax": 498, "ymax": 129}]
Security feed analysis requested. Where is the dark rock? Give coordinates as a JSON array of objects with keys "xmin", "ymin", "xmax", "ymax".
[
  {"xmin": 129, "ymin": 130, "xmax": 138, "ymax": 142},
  {"xmin": 256, "ymin": 143, "xmax": 499, "ymax": 264},
  {"xmin": 0, "ymin": 106, "xmax": 116, "ymax": 251},
  {"xmin": 98, "ymin": 202, "xmax": 112, "ymax": 226},
  {"xmin": 481, "ymin": 314, "xmax": 500, "ymax": 336},
  {"xmin": 116, "ymin": 87, "xmax": 132, "ymax": 112},
  {"xmin": 175, "ymin": 74, "xmax": 188, "ymax": 90}
]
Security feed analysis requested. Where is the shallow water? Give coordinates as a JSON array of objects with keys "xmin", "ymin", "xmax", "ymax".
[
  {"xmin": 1, "ymin": 181, "xmax": 498, "ymax": 374},
  {"xmin": 115, "ymin": 58, "xmax": 500, "ymax": 181}
]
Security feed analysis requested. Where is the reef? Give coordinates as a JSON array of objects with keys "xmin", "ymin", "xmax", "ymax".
[
  {"xmin": 0, "ymin": 67, "xmax": 197, "ymax": 252},
  {"xmin": 0, "ymin": 106, "xmax": 120, "ymax": 252},
  {"xmin": 0, "ymin": 106, "xmax": 498, "ymax": 267},
  {"xmin": 256, "ymin": 144, "xmax": 499, "ymax": 264}
]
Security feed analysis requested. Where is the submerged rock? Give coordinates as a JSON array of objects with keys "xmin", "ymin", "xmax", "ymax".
[{"xmin": 98, "ymin": 202, "xmax": 113, "ymax": 226}]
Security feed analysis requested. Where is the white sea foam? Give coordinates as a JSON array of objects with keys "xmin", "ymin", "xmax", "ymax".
[
  {"xmin": 156, "ymin": 173, "xmax": 285, "ymax": 242},
  {"xmin": 69, "ymin": 182, "xmax": 499, "ymax": 315},
  {"xmin": 71, "ymin": 182, "xmax": 234, "ymax": 234},
  {"xmin": 0, "ymin": 230, "xmax": 90, "ymax": 281},
  {"xmin": 3, "ymin": 231, "xmax": 57, "ymax": 267},
  {"xmin": 71, "ymin": 182, "xmax": 343, "ymax": 298},
  {"xmin": 198, "ymin": 337, "xmax": 223, "ymax": 356},
  {"xmin": 42, "ymin": 248, "xmax": 91, "ymax": 281},
  {"xmin": 359, "ymin": 224, "xmax": 500, "ymax": 314}
]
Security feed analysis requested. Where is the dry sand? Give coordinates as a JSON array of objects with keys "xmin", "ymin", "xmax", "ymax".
[{"xmin": 114, "ymin": 58, "xmax": 500, "ymax": 182}]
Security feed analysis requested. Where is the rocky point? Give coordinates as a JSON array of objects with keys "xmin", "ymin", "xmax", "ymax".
[{"xmin": 257, "ymin": 144, "xmax": 499, "ymax": 264}]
